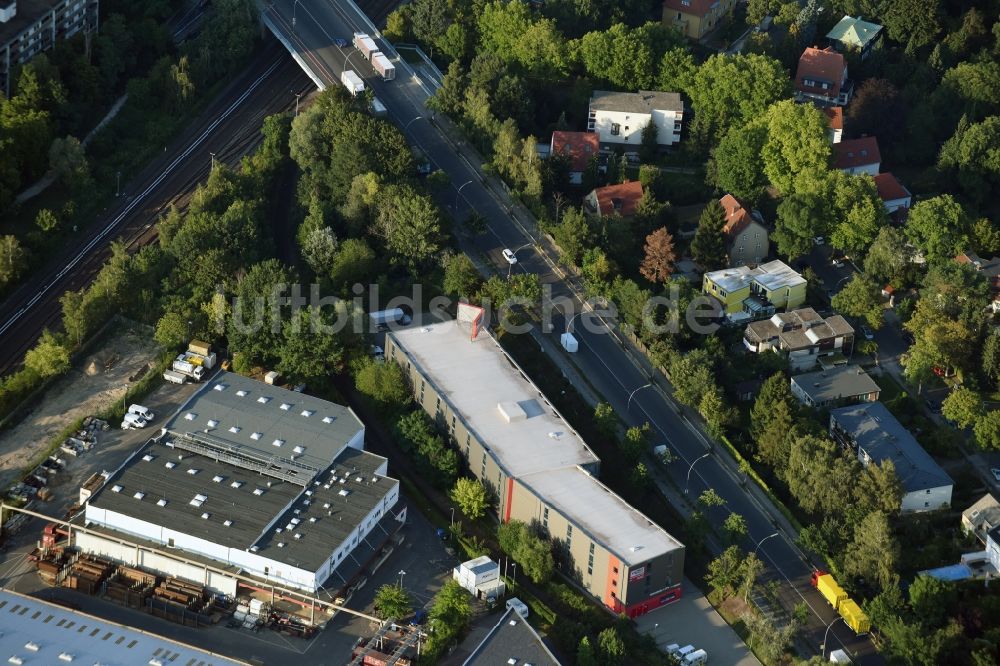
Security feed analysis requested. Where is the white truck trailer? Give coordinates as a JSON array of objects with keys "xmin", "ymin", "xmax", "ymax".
[
  {"xmin": 163, "ymin": 369, "xmax": 188, "ymax": 384},
  {"xmin": 172, "ymin": 359, "xmax": 205, "ymax": 381},
  {"xmin": 353, "ymin": 32, "xmax": 379, "ymax": 60},
  {"xmin": 341, "ymin": 70, "xmax": 364, "ymax": 96},
  {"xmin": 371, "ymin": 52, "xmax": 395, "ymax": 80}
]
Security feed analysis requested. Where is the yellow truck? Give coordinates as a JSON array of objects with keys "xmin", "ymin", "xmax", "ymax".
[{"xmin": 811, "ymin": 570, "xmax": 870, "ymax": 635}]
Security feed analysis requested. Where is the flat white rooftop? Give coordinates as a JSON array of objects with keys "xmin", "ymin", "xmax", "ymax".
[
  {"xmin": 0, "ymin": 589, "xmax": 246, "ymax": 665},
  {"xmin": 521, "ymin": 466, "xmax": 683, "ymax": 566},
  {"xmin": 389, "ymin": 321, "xmax": 599, "ymax": 477}
]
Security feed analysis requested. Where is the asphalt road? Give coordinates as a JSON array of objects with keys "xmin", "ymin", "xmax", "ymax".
[
  {"xmin": 0, "ymin": 43, "xmax": 313, "ymax": 375},
  {"xmin": 262, "ymin": 1, "xmax": 881, "ymax": 661}
]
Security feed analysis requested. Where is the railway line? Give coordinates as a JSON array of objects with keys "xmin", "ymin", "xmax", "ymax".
[{"xmin": 0, "ymin": 43, "xmax": 312, "ymax": 375}]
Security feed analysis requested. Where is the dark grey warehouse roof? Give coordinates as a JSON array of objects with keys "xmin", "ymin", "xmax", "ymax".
[
  {"xmin": 88, "ymin": 439, "xmax": 397, "ymax": 571},
  {"xmin": 830, "ymin": 402, "xmax": 953, "ymax": 493},
  {"xmin": 165, "ymin": 371, "xmax": 364, "ymax": 471},
  {"xmin": 463, "ymin": 607, "xmax": 563, "ymax": 666}
]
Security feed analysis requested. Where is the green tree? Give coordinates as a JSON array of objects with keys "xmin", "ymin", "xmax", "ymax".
[
  {"xmin": 35, "ymin": 208, "xmax": 59, "ymax": 233},
  {"xmin": 706, "ymin": 545, "xmax": 744, "ymax": 596},
  {"xmin": 24, "ymin": 330, "xmax": 71, "ymax": 379},
  {"xmin": 882, "ymin": 0, "xmax": 941, "ymax": 49},
  {"xmin": 0, "ymin": 235, "xmax": 28, "ymax": 289},
  {"xmin": 669, "ymin": 350, "xmax": 717, "ymax": 407},
  {"xmin": 690, "ymin": 200, "xmax": 729, "ymax": 269},
  {"xmin": 723, "ymin": 512, "xmax": 748, "ymax": 546},
  {"xmin": 577, "ymin": 636, "xmax": 599, "ymax": 666},
  {"xmin": 982, "ymin": 332, "xmax": 1000, "ymax": 386},
  {"xmin": 742, "ymin": 611, "xmax": 796, "ymax": 665},
  {"xmin": 740, "ymin": 552, "xmax": 764, "ymax": 601},
  {"xmin": 711, "ymin": 120, "xmax": 769, "ymax": 202},
  {"xmin": 355, "ymin": 359, "xmax": 410, "ymax": 407},
  {"xmin": 908, "ymin": 574, "xmax": 957, "ymax": 628},
  {"xmin": 846, "ymin": 79, "xmax": 906, "ymax": 151},
  {"xmin": 904, "ymin": 195, "xmax": 969, "ymax": 263},
  {"xmin": 772, "ymin": 193, "xmax": 828, "ymax": 259},
  {"xmin": 640, "ymin": 118, "xmax": 659, "ymax": 163},
  {"xmin": 450, "ymin": 478, "xmax": 490, "ymax": 520},
  {"xmin": 375, "ymin": 184, "xmax": 442, "ymax": 270},
  {"xmin": 786, "ymin": 434, "xmax": 857, "ymax": 516},
  {"xmin": 699, "ymin": 488, "xmax": 726, "ymax": 508},
  {"xmin": 864, "ymin": 227, "xmax": 912, "ymax": 283},
  {"xmin": 594, "ymin": 402, "xmax": 619, "ymax": 439},
  {"xmin": 498, "ymin": 520, "xmax": 555, "ymax": 584},
  {"xmin": 938, "ymin": 116, "xmax": 1000, "ymax": 205},
  {"xmin": 842, "ymin": 511, "xmax": 899, "ymax": 590},
  {"xmin": 154, "ymin": 311, "xmax": 191, "ymax": 350},
  {"xmin": 621, "ymin": 424, "xmax": 649, "ymax": 463},
  {"xmin": 827, "ymin": 172, "xmax": 887, "ymax": 258},
  {"xmin": 686, "ymin": 53, "xmax": 791, "ymax": 149},
  {"xmin": 761, "ymin": 100, "xmax": 831, "ymax": 196},
  {"xmin": 596, "ymin": 627, "xmax": 626, "ymax": 666},
  {"xmin": 373, "ymin": 584, "xmax": 412, "ymax": 620},
  {"xmin": 700, "ymin": 387, "xmax": 736, "ymax": 439},
  {"xmin": 974, "ymin": 410, "xmax": 1000, "ymax": 450},
  {"xmin": 656, "ymin": 47, "xmax": 696, "ymax": 94},
  {"xmin": 277, "ymin": 306, "xmax": 350, "ymax": 385},
  {"xmin": 442, "ymin": 253, "xmax": 482, "ymax": 299},
  {"xmin": 300, "ymin": 225, "xmax": 338, "ymax": 276},
  {"xmin": 832, "ymin": 275, "xmax": 884, "ymax": 329},
  {"xmin": 328, "ymin": 238, "xmax": 377, "ymax": 292},
  {"xmin": 942, "ymin": 387, "xmax": 984, "ymax": 429},
  {"xmin": 552, "ymin": 207, "xmax": 592, "ymax": 266},
  {"xmin": 48, "ymin": 135, "xmax": 89, "ymax": 190}
]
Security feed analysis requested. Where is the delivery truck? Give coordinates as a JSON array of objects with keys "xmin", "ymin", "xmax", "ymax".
[
  {"xmin": 172, "ymin": 359, "xmax": 205, "ymax": 381},
  {"xmin": 369, "ymin": 308, "xmax": 410, "ymax": 330},
  {"xmin": 341, "ymin": 70, "xmax": 364, "ymax": 96},
  {"xmin": 371, "ymin": 52, "xmax": 395, "ymax": 80},
  {"xmin": 353, "ymin": 32, "xmax": 379, "ymax": 60}
]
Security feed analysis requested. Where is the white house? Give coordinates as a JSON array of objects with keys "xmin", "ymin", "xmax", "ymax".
[
  {"xmin": 587, "ymin": 90, "xmax": 683, "ymax": 149},
  {"xmin": 830, "ymin": 402, "xmax": 953, "ymax": 513}
]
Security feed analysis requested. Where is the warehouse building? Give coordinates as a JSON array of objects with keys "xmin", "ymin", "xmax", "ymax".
[
  {"xmin": 1, "ymin": 0, "xmax": 99, "ymax": 96},
  {"xmin": 81, "ymin": 372, "xmax": 400, "ymax": 594},
  {"xmin": 0, "ymin": 589, "xmax": 247, "ymax": 665},
  {"xmin": 386, "ymin": 310, "xmax": 685, "ymax": 617}
]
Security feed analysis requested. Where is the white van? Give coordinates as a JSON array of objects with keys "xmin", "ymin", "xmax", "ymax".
[
  {"xmin": 128, "ymin": 404, "xmax": 155, "ymax": 421},
  {"xmin": 122, "ymin": 413, "xmax": 147, "ymax": 429},
  {"xmin": 672, "ymin": 646, "xmax": 695, "ymax": 660},
  {"xmin": 684, "ymin": 649, "xmax": 708, "ymax": 665},
  {"xmin": 506, "ymin": 597, "xmax": 529, "ymax": 619}
]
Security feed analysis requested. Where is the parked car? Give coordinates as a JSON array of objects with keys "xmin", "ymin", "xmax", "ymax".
[
  {"xmin": 813, "ymin": 236, "xmax": 825, "ymax": 245},
  {"xmin": 831, "ymin": 259, "xmax": 845, "ymax": 268},
  {"xmin": 860, "ymin": 325, "xmax": 874, "ymax": 340},
  {"xmin": 334, "ymin": 37, "xmax": 350, "ymax": 47},
  {"xmin": 502, "ymin": 248, "xmax": 518, "ymax": 265},
  {"xmin": 991, "ymin": 468, "xmax": 1000, "ymax": 482}
]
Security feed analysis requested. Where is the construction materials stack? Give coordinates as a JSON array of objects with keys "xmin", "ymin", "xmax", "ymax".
[
  {"xmin": 146, "ymin": 576, "xmax": 215, "ymax": 626},
  {"xmin": 104, "ymin": 565, "xmax": 157, "ymax": 609},
  {"xmin": 63, "ymin": 554, "xmax": 113, "ymax": 595}
]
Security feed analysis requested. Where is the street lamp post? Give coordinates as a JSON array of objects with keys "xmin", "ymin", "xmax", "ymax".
[
  {"xmin": 820, "ymin": 617, "xmax": 845, "ymax": 660},
  {"xmin": 209, "ymin": 152, "xmax": 216, "ymax": 171},
  {"xmin": 506, "ymin": 243, "xmax": 533, "ymax": 278},
  {"xmin": 565, "ymin": 312, "xmax": 585, "ymax": 335},
  {"xmin": 449, "ymin": 507, "xmax": 455, "ymax": 527},
  {"xmin": 684, "ymin": 452, "xmax": 711, "ymax": 494},
  {"xmin": 403, "ymin": 115, "xmax": 423, "ymax": 132},
  {"xmin": 627, "ymin": 383, "xmax": 653, "ymax": 412},
  {"xmin": 398, "ymin": 569, "xmax": 406, "ymax": 589},
  {"xmin": 454, "ymin": 180, "xmax": 473, "ymax": 215},
  {"xmin": 753, "ymin": 531, "xmax": 780, "ymax": 557},
  {"xmin": 293, "ymin": 91, "xmax": 301, "ymax": 117},
  {"xmin": 511, "ymin": 563, "xmax": 516, "ymax": 588},
  {"xmin": 116, "ymin": 171, "xmax": 121, "ymax": 198}
]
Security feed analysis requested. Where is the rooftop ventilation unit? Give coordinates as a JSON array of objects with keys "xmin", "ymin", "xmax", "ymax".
[
  {"xmin": 228, "ymin": 426, "xmax": 240, "ymax": 434},
  {"xmin": 142, "ymin": 454, "xmax": 154, "ymax": 462},
  {"xmin": 497, "ymin": 401, "xmax": 528, "ymax": 423},
  {"xmin": 257, "ymin": 396, "xmax": 271, "ymax": 404},
  {"xmin": 272, "ymin": 439, "xmax": 285, "ymax": 448},
  {"xmin": 231, "ymin": 481, "xmax": 243, "ymax": 489},
  {"xmin": 207, "ymin": 419, "xmax": 219, "ymax": 428},
  {"xmin": 236, "ymin": 390, "xmax": 248, "ymax": 397},
  {"xmin": 251, "ymin": 432, "xmax": 262, "ymax": 440},
  {"xmin": 301, "ymin": 410, "xmax": 314, "ymax": 417},
  {"xmin": 112, "ymin": 485, "xmax": 123, "ymax": 493},
  {"xmin": 187, "ymin": 468, "xmax": 200, "ymax": 475},
  {"xmin": 293, "ymin": 445, "xmax": 305, "ymax": 454},
  {"xmin": 157, "ymin": 499, "xmax": 168, "ymax": 507},
  {"xmin": 133, "ymin": 491, "xmax": 145, "ymax": 500},
  {"xmin": 253, "ymin": 488, "xmax": 265, "ymax": 496},
  {"xmin": 213, "ymin": 384, "xmax": 227, "ymax": 391},
  {"xmin": 189, "ymin": 493, "xmax": 207, "ymax": 507},
  {"xmin": 24, "ymin": 643, "xmax": 40, "ymax": 653},
  {"xmin": 185, "ymin": 413, "xmax": 197, "ymax": 421},
  {"xmin": 280, "ymin": 403, "xmax": 292, "ymax": 411},
  {"xmin": 339, "ymin": 489, "xmax": 350, "ymax": 497},
  {"xmin": 212, "ymin": 475, "xmax": 224, "ymax": 483},
  {"xmin": 223, "ymin": 519, "xmax": 233, "ymax": 527},
  {"xmin": 201, "ymin": 513, "xmax": 210, "ymax": 520},
  {"xmin": 322, "ymin": 416, "xmax": 334, "ymax": 424}
]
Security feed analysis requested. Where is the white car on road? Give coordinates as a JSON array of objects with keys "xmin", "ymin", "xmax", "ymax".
[{"xmin": 502, "ymin": 248, "xmax": 518, "ymax": 265}]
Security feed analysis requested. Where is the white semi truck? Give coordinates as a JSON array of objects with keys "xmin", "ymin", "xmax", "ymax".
[{"xmin": 341, "ymin": 70, "xmax": 364, "ymax": 96}]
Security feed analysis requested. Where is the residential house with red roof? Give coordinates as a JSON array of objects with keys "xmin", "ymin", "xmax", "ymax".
[
  {"xmin": 662, "ymin": 0, "xmax": 738, "ymax": 39},
  {"xmin": 584, "ymin": 181, "xmax": 644, "ymax": 218},
  {"xmin": 873, "ymin": 173, "xmax": 912, "ymax": 216},
  {"xmin": 795, "ymin": 46, "xmax": 853, "ymax": 107},
  {"xmin": 832, "ymin": 136, "xmax": 880, "ymax": 176},
  {"xmin": 955, "ymin": 251, "xmax": 1000, "ymax": 313},
  {"xmin": 720, "ymin": 194, "xmax": 769, "ymax": 267},
  {"xmin": 823, "ymin": 106, "xmax": 843, "ymax": 143},
  {"xmin": 550, "ymin": 131, "xmax": 599, "ymax": 185}
]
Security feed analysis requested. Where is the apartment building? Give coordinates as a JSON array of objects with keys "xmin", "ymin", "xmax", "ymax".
[
  {"xmin": 703, "ymin": 259, "xmax": 807, "ymax": 323},
  {"xmin": 1, "ymin": 0, "xmax": 99, "ymax": 96},
  {"xmin": 587, "ymin": 89, "xmax": 683, "ymax": 149},
  {"xmin": 385, "ymin": 312, "xmax": 685, "ymax": 617}
]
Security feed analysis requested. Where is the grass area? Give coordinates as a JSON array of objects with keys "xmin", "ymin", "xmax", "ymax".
[{"xmin": 876, "ymin": 372, "xmax": 905, "ymax": 403}]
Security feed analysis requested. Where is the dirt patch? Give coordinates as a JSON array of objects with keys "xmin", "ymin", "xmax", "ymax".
[{"xmin": 0, "ymin": 329, "xmax": 159, "ymax": 491}]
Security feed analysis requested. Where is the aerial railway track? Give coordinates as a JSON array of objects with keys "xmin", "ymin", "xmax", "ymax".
[{"xmin": 0, "ymin": 46, "xmax": 312, "ymax": 375}]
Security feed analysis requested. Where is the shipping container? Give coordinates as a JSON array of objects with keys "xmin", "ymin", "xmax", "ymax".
[
  {"xmin": 353, "ymin": 32, "xmax": 379, "ymax": 60},
  {"xmin": 188, "ymin": 339, "xmax": 212, "ymax": 356},
  {"xmin": 371, "ymin": 52, "xmax": 395, "ymax": 80},
  {"xmin": 839, "ymin": 599, "xmax": 870, "ymax": 635}
]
